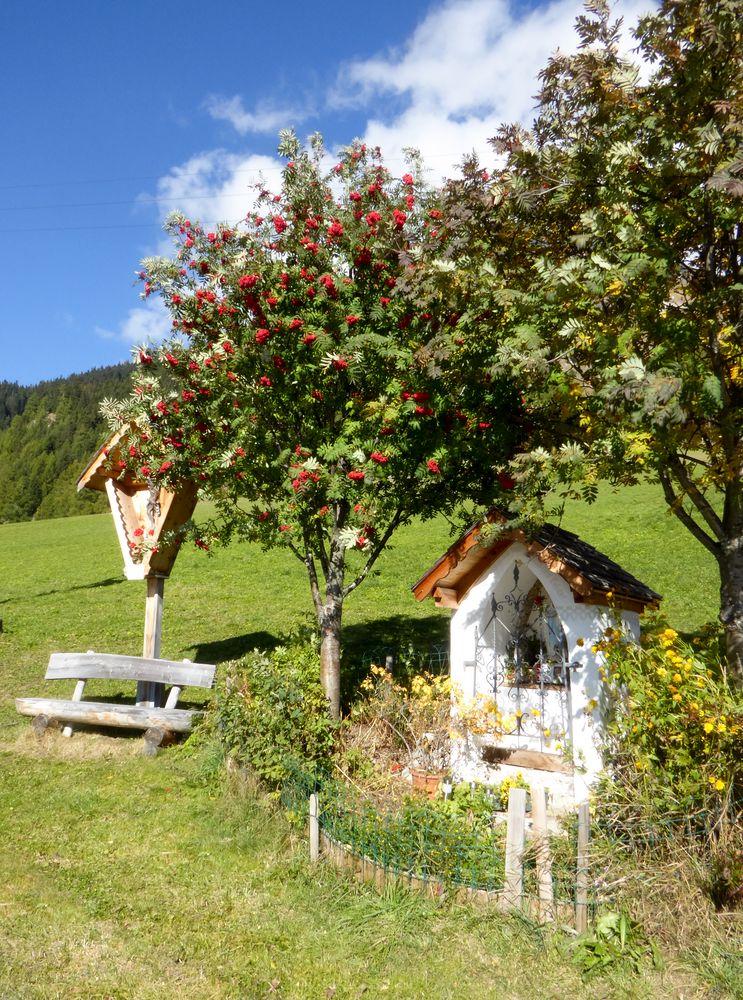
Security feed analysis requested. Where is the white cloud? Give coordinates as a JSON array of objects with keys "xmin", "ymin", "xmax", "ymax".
[
  {"xmin": 96, "ymin": 297, "xmax": 172, "ymax": 347},
  {"xmin": 205, "ymin": 94, "xmax": 310, "ymax": 135},
  {"xmin": 150, "ymin": 149, "xmax": 284, "ymax": 228},
  {"xmin": 334, "ymin": 0, "xmax": 655, "ymax": 177},
  {"xmin": 145, "ymin": 0, "xmax": 657, "ymax": 228}
]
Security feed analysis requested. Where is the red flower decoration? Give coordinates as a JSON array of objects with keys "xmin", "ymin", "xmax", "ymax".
[
  {"xmin": 370, "ymin": 451, "xmax": 388, "ymax": 463},
  {"xmin": 427, "ymin": 459, "xmax": 441, "ymax": 474},
  {"xmin": 347, "ymin": 470, "xmax": 365, "ymax": 481}
]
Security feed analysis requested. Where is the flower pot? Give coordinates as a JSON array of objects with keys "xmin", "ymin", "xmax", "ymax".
[{"xmin": 411, "ymin": 768, "xmax": 444, "ymax": 799}]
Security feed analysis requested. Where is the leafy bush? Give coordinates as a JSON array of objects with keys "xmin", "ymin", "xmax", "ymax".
[
  {"xmin": 216, "ymin": 638, "xmax": 337, "ymax": 787},
  {"xmin": 570, "ymin": 910, "xmax": 660, "ymax": 979},
  {"xmin": 594, "ymin": 620, "xmax": 743, "ymax": 914},
  {"xmin": 597, "ymin": 622, "xmax": 742, "ymax": 820}
]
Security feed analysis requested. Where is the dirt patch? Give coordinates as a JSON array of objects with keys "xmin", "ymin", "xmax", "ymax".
[{"xmin": 1, "ymin": 725, "xmax": 146, "ymax": 761}]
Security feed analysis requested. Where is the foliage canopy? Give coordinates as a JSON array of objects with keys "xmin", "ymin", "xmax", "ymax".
[
  {"xmin": 421, "ymin": 0, "xmax": 743, "ymax": 684},
  {"xmin": 105, "ymin": 132, "xmax": 521, "ymax": 714}
]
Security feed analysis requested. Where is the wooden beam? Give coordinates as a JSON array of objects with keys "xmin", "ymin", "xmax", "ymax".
[
  {"xmin": 15, "ymin": 699, "xmax": 199, "ymax": 733},
  {"xmin": 140, "ymin": 576, "xmax": 166, "ymax": 707},
  {"xmin": 481, "ymin": 745, "xmax": 573, "ymax": 774},
  {"xmin": 504, "ymin": 786, "xmax": 527, "ymax": 909},
  {"xmin": 46, "ymin": 653, "xmax": 215, "ymax": 689}
]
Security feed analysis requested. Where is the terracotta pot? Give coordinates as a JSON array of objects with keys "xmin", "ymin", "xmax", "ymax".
[{"xmin": 411, "ymin": 768, "xmax": 444, "ymax": 799}]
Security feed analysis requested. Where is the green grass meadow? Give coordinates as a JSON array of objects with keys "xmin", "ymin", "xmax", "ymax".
[{"xmin": 0, "ymin": 486, "xmax": 728, "ymax": 998}]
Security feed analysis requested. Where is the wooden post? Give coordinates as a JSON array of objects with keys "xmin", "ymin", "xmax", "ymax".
[
  {"xmin": 504, "ymin": 786, "xmax": 527, "ymax": 909},
  {"xmin": 575, "ymin": 801, "xmax": 591, "ymax": 932},
  {"xmin": 309, "ymin": 793, "xmax": 319, "ymax": 863},
  {"xmin": 531, "ymin": 788, "xmax": 554, "ymax": 923},
  {"xmin": 138, "ymin": 575, "xmax": 165, "ymax": 706}
]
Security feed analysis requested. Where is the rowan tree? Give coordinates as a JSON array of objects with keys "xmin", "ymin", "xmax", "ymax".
[
  {"xmin": 422, "ymin": 0, "xmax": 743, "ymax": 686},
  {"xmin": 104, "ymin": 132, "xmax": 521, "ymax": 717}
]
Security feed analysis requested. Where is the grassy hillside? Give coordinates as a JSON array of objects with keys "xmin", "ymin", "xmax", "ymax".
[
  {"xmin": 0, "ymin": 483, "xmax": 719, "ymax": 732},
  {"xmin": 0, "ymin": 488, "xmax": 730, "ymax": 998}
]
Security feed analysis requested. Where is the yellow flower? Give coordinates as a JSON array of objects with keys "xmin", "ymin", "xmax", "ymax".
[
  {"xmin": 717, "ymin": 722, "xmax": 727, "ymax": 733},
  {"xmin": 672, "ymin": 693, "xmax": 682, "ymax": 702},
  {"xmin": 715, "ymin": 779, "xmax": 725, "ymax": 791},
  {"xmin": 673, "ymin": 673, "xmax": 683, "ymax": 683},
  {"xmin": 576, "ymin": 637, "xmax": 585, "ymax": 647},
  {"xmin": 663, "ymin": 628, "xmax": 678, "ymax": 640},
  {"xmin": 703, "ymin": 721, "xmax": 714, "ymax": 734}
]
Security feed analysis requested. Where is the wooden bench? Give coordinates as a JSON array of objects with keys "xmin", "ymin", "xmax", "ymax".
[{"xmin": 16, "ymin": 652, "xmax": 216, "ymax": 754}]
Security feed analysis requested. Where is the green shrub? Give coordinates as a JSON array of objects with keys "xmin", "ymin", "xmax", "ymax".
[
  {"xmin": 597, "ymin": 621, "xmax": 742, "ymax": 821},
  {"xmin": 216, "ymin": 638, "xmax": 337, "ymax": 787}
]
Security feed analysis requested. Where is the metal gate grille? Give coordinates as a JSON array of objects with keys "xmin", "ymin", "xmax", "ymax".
[{"xmin": 473, "ymin": 564, "xmax": 572, "ymax": 754}]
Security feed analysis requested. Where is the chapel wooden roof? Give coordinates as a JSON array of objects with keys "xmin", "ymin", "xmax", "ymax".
[{"xmin": 412, "ymin": 511, "xmax": 662, "ymax": 613}]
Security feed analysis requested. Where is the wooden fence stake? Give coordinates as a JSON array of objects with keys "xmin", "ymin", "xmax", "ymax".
[
  {"xmin": 309, "ymin": 793, "xmax": 319, "ymax": 863},
  {"xmin": 504, "ymin": 786, "xmax": 526, "ymax": 909},
  {"xmin": 575, "ymin": 801, "xmax": 590, "ymax": 933},
  {"xmin": 531, "ymin": 788, "xmax": 554, "ymax": 923}
]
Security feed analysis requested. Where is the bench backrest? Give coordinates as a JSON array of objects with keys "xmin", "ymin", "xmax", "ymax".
[{"xmin": 46, "ymin": 652, "xmax": 216, "ymax": 689}]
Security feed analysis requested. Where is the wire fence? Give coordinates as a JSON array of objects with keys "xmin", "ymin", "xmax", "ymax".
[{"xmin": 281, "ymin": 769, "xmax": 588, "ymax": 919}]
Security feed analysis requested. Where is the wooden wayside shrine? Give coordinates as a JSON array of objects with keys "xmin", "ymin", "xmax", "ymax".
[{"xmin": 77, "ymin": 426, "xmax": 199, "ymax": 707}]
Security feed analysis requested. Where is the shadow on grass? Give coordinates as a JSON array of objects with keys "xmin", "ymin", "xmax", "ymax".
[
  {"xmin": 185, "ymin": 613, "xmax": 449, "ymax": 710},
  {"xmin": 0, "ymin": 576, "xmax": 124, "ymax": 605},
  {"xmin": 341, "ymin": 613, "xmax": 449, "ymax": 708},
  {"xmin": 188, "ymin": 630, "xmax": 281, "ymax": 664}
]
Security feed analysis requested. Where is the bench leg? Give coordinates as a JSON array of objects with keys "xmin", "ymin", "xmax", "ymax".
[
  {"xmin": 32, "ymin": 714, "xmax": 50, "ymax": 738},
  {"xmin": 142, "ymin": 726, "xmax": 168, "ymax": 756}
]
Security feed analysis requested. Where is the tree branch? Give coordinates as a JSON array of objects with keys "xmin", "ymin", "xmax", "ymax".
[
  {"xmin": 659, "ymin": 466, "xmax": 720, "ymax": 559},
  {"xmin": 343, "ymin": 508, "xmax": 407, "ymax": 599},
  {"xmin": 667, "ymin": 454, "xmax": 724, "ymax": 540},
  {"xmin": 298, "ymin": 528, "xmax": 323, "ymax": 617}
]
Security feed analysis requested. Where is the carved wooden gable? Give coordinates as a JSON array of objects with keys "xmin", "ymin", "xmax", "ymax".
[{"xmin": 78, "ymin": 427, "xmax": 198, "ymax": 580}]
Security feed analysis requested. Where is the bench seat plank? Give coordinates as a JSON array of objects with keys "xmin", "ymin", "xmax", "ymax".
[
  {"xmin": 46, "ymin": 652, "xmax": 215, "ymax": 689},
  {"xmin": 15, "ymin": 698, "xmax": 200, "ymax": 733}
]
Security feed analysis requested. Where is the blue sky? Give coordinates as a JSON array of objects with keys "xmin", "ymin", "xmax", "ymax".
[{"xmin": 1, "ymin": 0, "xmax": 652, "ymax": 386}]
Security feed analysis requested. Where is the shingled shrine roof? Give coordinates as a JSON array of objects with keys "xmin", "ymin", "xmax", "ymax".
[{"xmin": 412, "ymin": 511, "xmax": 661, "ymax": 613}]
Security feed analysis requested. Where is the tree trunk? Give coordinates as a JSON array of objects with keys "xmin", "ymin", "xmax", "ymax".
[
  {"xmin": 317, "ymin": 535, "xmax": 346, "ymax": 720},
  {"xmin": 719, "ymin": 540, "xmax": 743, "ymax": 691},
  {"xmin": 719, "ymin": 482, "xmax": 743, "ymax": 691},
  {"xmin": 319, "ymin": 602, "xmax": 342, "ymax": 720}
]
